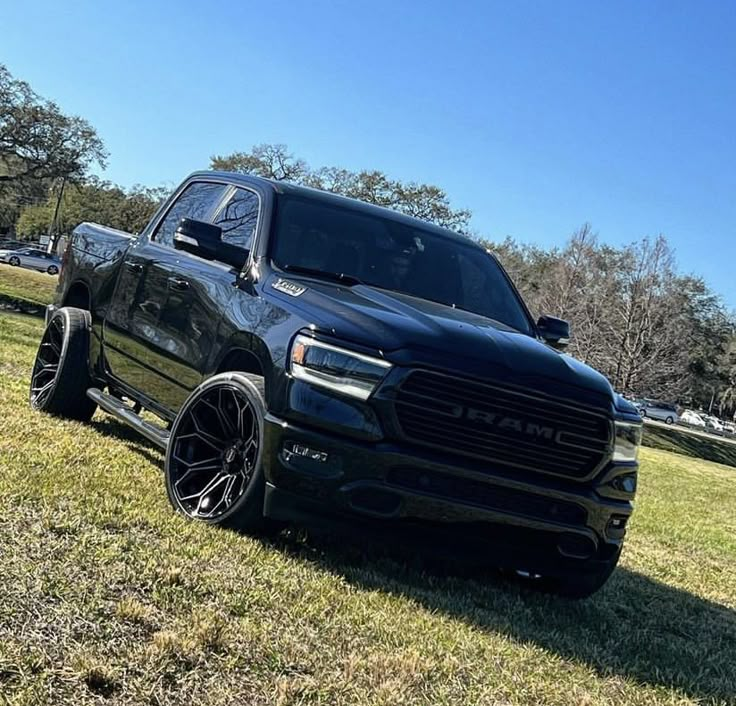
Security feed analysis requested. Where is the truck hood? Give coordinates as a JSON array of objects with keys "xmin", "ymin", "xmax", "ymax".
[{"xmin": 267, "ymin": 275, "xmax": 615, "ymax": 407}]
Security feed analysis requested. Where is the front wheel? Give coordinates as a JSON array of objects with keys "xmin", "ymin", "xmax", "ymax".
[
  {"xmin": 665, "ymin": 416, "xmax": 674, "ymax": 425},
  {"xmin": 29, "ymin": 307, "xmax": 97, "ymax": 421},
  {"xmin": 47, "ymin": 265, "xmax": 59, "ymax": 275},
  {"xmin": 165, "ymin": 372, "xmax": 268, "ymax": 532},
  {"xmin": 9, "ymin": 256, "xmax": 20, "ymax": 266}
]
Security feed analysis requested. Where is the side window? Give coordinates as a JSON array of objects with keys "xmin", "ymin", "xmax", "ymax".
[
  {"xmin": 212, "ymin": 188, "xmax": 260, "ymax": 251},
  {"xmin": 152, "ymin": 182, "xmax": 227, "ymax": 248}
]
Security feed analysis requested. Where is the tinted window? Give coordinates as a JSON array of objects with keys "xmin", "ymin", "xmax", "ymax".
[
  {"xmin": 153, "ymin": 182, "xmax": 227, "ymax": 248},
  {"xmin": 212, "ymin": 188, "xmax": 259, "ymax": 251},
  {"xmin": 271, "ymin": 195, "xmax": 532, "ymax": 334}
]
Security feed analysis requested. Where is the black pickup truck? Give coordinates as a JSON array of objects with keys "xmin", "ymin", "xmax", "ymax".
[{"xmin": 30, "ymin": 171, "xmax": 642, "ymax": 597}]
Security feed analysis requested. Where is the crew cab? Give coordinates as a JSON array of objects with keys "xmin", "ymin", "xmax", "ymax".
[{"xmin": 29, "ymin": 171, "xmax": 642, "ymax": 597}]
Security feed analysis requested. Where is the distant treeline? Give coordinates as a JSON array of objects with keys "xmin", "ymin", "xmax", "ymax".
[{"xmin": 2, "ymin": 57, "xmax": 733, "ymax": 419}]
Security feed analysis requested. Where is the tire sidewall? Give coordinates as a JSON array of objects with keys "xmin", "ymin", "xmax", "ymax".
[{"xmin": 164, "ymin": 372, "xmax": 267, "ymax": 526}]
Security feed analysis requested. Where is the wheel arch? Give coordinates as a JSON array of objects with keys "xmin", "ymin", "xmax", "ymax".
[{"xmin": 63, "ymin": 280, "xmax": 92, "ymax": 311}]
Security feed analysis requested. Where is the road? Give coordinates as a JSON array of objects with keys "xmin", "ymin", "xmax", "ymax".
[{"xmin": 643, "ymin": 417, "xmax": 736, "ymax": 447}]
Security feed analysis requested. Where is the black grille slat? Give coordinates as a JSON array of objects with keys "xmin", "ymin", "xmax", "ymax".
[
  {"xmin": 394, "ymin": 371, "xmax": 611, "ymax": 480},
  {"xmin": 398, "ymin": 408, "xmax": 597, "ymax": 464},
  {"xmin": 387, "ymin": 468, "xmax": 587, "ymax": 525},
  {"xmin": 401, "ymin": 377, "xmax": 602, "ymax": 434}
]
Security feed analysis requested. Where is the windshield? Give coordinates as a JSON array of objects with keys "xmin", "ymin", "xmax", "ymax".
[{"xmin": 270, "ymin": 194, "xmax": 533, "ymax": 334}]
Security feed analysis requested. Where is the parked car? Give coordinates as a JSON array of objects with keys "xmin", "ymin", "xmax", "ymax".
[
  {"xmin": 637, "ymin": 400, "xmax": 678, "ymax": 424},
  {"xmin": 679, "ymin": 410, "xmax": 706, "ymax": 428},
  {"xmin": 704, "ymin": 416, "xmax": 725, "ymax": 435},
  {"xmin": 28, "ymin": 171, "xmax": 643, "ymax": 598},
  {"xmin": 0, "ymin": 247, "xmax": 61, "ymax": 274}
]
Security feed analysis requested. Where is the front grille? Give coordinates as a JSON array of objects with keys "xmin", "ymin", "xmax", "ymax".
[
  {"xmin": 393, "ymin": 370, "xmax": 611, "ymax": 480},
  {"xmin": 387, "ymin": 468, "xmax": 587, "ymax": 525}
]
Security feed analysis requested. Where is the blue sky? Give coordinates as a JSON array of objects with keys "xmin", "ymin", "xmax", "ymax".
[{"xmin": 3, "ymin": 0, "xmax": 735, "ymax": 308}]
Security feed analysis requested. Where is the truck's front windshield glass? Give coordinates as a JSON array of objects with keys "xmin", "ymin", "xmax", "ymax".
[{"xmin": 271, "ymin": 194, "xmax": 533, "ymax": 335}]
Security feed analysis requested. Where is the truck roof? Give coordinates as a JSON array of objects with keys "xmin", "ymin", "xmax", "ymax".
[{"xmin": 189, "ymin": 170, "xmax": 475, "ymax": 247}]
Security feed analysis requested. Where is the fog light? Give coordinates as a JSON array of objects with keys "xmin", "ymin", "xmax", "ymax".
[
  {"xmin": 284, "ymin": 442, "xmax": 328, "ymax": 463},
  {"xmin": 610, "ymin": 473, "xmax": 637, "ymax": 494}
]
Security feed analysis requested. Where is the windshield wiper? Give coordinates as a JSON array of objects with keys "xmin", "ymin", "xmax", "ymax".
[{"xmin": 281, "ymin": 264, "xmax": 363, "ymax": 286}]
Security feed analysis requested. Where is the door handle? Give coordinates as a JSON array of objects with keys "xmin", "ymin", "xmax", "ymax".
[
  {"xmin": 168, "ymin": 276, "xmax": 190, "ymax": 291},
  {"xmin": 125, "ymin": 261, "xmax": 143, "ymax": 274}
]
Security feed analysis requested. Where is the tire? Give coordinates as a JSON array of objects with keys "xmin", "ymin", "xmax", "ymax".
[
  {"xmin": 47, "ymin": 265, "xmax": 59, "ymax": 275},
  {"xmin": 9, "ymin": 256, "xmax": 20, "ymax": 266},
  {"xmin": 665, "ymin": 416, "xmax": 674, "ymax": 425},
  {"xmin": 29, "ymin": 307, "xmax": 97, "ymax": 422},
  {"xmin": 165, "ymin": 372, "xmax": 269, "ymax": 532},
  {"xmin": 538, "ymin": 547, "xmax": 622, "ymax": 599}
]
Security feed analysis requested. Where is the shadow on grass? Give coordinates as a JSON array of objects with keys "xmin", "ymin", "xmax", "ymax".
[
  {"xmin": 88, "ymin": 416, "xmax": 163, "ymax": 468},
  {"xmin": 0, "ymin": 294, "xmax": 46, "ymax": 317},
  {"xmin": 89, "ymin": 416, "xmax": 736, "ymax": 701},
  {"xmin": 273, "ymin": 528, "xmax": 736, "ymax": 703},
  {"xmin": 644, "ymin": 424, "xmax": 736, "ymax": 468}
]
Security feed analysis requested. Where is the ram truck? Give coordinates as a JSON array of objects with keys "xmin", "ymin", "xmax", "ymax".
[{"xmin": 30, "ymin": 172, "xmax": 642, "ymax": 597}]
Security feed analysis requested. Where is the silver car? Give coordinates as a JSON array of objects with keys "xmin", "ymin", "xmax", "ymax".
[
  {"xmin": 0, "ymin": 247, "xmax": 61, "ymax": 275},
  {"xmin": 638, "ymin": 400, "xmax": 679, "ymax": 425}
]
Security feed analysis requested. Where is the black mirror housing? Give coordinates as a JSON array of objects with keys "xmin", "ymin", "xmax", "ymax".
[
  {"xmin": 173, "ymin": 218, "xmax": 248, "ymax": 270},
  {"xmin": 174, "ymin": 218, "xmax": 222, "ymax": 259},
  {"xmin": 537, "ymin": 315, "xmax": 570, "ymax": 349}
]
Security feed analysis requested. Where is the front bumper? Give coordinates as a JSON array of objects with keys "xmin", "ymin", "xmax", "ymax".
[{"xmin": 262, "ymin": 413, "xmax": 634, "ymax": 568}]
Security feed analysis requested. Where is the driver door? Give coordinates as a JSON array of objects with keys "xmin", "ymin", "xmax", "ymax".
[{"xmin": 103, "ymin": 181, "xmax": 229, "ymax": 413}]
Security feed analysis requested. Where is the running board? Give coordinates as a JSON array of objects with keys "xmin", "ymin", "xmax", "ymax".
[{"xmin": 87, "ymin": 388, "xmax": 170, "ymax": 451}]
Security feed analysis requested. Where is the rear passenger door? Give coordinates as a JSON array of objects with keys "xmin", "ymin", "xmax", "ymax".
[{"xmin": 104, "ymin": 180, "xmax": 232, "ymax": 413}]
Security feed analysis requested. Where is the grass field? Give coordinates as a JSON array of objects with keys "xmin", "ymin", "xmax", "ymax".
[
  {"xmin": 0, "ymin": 264, "xmax": 57, "ymax": 311},
  {"xmin": 1, "ymin": 276, "xmax": 736, "ymax": 704}
]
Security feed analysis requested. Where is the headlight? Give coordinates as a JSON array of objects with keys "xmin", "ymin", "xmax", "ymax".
[
  {"xmin": 289, "ymin": 334, "xmax": 392, "ymax": 400},
  {"xmin": 613, "ymin": 421, "xmax": 643, "ymax": 462}
]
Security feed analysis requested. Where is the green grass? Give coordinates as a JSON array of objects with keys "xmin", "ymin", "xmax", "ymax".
[
  {"xmin": 1, "ymin": 310, "xmax": 736, "ymax": 705},
  {"xmin": 0, "ymin": 264, "xmax": 57, "ymax": 313},
  {"xmin": 644, "ymin": 424, "xmax": 736, "ymax": 468}
]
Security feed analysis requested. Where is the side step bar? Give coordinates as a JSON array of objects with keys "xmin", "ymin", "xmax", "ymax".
[{"xmin": 87, "ymin": 388, "xmax": 170, "ymax": 451}]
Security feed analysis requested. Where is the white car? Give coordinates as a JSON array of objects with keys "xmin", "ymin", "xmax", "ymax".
[
  {"xmin": 680, "ymin": 410, "xmax": 706, "ymax": 428},
  {"xmin": 0, "ymin": 247, "xmax": 61, "ymax": 275},
  {"xmin": 704, "ymin": 416, "xmax": 725, "ymax": 435}
]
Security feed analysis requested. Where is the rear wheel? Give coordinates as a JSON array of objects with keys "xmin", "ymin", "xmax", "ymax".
[
  {"xmin": 29, "ymin": 307, "xmax": 97, "ymax": 421},
  {"xmin": 165, "ymin": 372, "xmax": 269, "ymax": 532},
  {"xmin": 665, "ymin": 416, "xmax": 674, "ymax": 425},
  {"xmin": 9, "ymin": 256, "xmax": 20, "ymax": 266}
]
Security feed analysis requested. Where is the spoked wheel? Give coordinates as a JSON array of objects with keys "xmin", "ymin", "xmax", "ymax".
[
  {"xmin": 47, "ymin": 265, "xmax": 59, "ymax": 275},
  {"xmin": 30, "ymin": 314, "xmax": 65, "ymax": 409},
  {"xmin": 29, "ymin": 307, "xmax": 97, "ymax": 421},
  {"xmin": 165, "ymin": 372, "xmax": 268, "ymax": 530},
  {"xmin": 9, "ymin": 256, "xmax": 20, "ymax": 266}
]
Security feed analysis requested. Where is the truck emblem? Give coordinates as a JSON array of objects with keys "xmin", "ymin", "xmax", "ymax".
[
  {"xmin": 463, "ymin": 407, "xmax": 556, "ymax": 441},
  {"xmin": 272, "ymin": 278, "xmax": 306, "ymax": 297}
]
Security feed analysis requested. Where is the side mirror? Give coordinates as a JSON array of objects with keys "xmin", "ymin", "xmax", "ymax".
[
  {"xmin": 173, "ymin": 218, "xmax": 248, "ymax": 270},
  {"xmin": 174, "ymin": 218, "xmax": 222, "ymax": 260},
  {"xmin": 537, "ymin": 315, "xmax": 570, "ymax": 349}
]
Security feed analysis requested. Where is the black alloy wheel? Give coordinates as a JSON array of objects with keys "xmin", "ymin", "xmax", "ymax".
[
  {"xmin": 30, "ymin": 314, "xmax": 65, "ymax": 409},
  {"xmin": 165, "ymin": 373, "xmax": 267, "ymax": 530}
]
